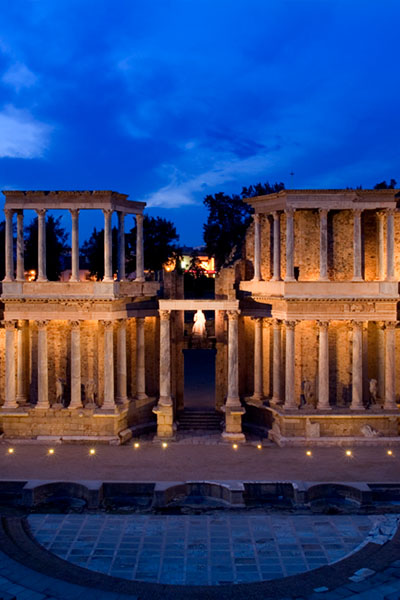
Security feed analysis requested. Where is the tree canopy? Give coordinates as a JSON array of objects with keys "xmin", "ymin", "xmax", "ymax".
[
  {"xmin": 24, "ymin": 215, "xmax": 69, "ymax": 281},
  {"xmin": 81, "ymin": 227, "xmax": 118, "ymax": 280},
  {"xmin": 374, "ymin": 179, "xmax": 397, "ymax": 189},
  {"xmin": 203, "ymin": 181, "xmax": 285, "ymax": 269}
]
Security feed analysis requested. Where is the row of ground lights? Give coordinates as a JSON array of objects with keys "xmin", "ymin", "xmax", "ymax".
[{"xmin": 5, "ymin": 446, "xmax": 396, "ymax": 457}]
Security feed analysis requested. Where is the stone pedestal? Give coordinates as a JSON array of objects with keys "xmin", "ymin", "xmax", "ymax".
[
  {"xmin": 152, "ymin": 403, "xmax": 174, "ymax": 440},
  {"xmin": 222, "ymin": 406, "xmax": 246, "ymax": 442}
]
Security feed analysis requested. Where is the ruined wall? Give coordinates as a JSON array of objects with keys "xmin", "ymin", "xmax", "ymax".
[{"xmin": 295, "ymin": 211, "xmax": 320, "ymax": 281}]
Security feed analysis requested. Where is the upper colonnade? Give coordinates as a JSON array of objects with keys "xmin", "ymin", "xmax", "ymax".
[{"xmin": 2, "ymin": 190, "xmax": 145, "ymax": 284}]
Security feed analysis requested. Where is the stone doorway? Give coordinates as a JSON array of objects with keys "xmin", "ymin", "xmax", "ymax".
[{"xmin": 183, "ymin": 348, "xmax": 216, "ymax": 411}]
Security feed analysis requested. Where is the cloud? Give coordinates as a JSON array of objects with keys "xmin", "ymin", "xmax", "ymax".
[
  {"xmin": 0, "ymin": 105, "xmax": 51, "ymax": 158},
  {"xmin": 2, "ymin": 62, "xmax": 37, "ymax": 91}
]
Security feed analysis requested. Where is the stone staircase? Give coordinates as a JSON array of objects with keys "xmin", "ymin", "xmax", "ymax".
[{"xmin": 177, "ymin": 410, "xmax": 223, "ymax": 431}]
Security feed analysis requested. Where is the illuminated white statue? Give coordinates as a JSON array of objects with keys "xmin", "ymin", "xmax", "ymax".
[{"xmin": 192, "ymin": 309, "xmax": 206, "ymax": 337}]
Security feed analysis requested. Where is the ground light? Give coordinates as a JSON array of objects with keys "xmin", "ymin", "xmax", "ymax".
[
  {"xmin": 162, "ymin": 442, "xmax": 168, "ymax": 449},
  {"xmin": 387, "ymin": 450, "xmax": 393, "ymax": 456},
  {"xmin": 47, "ymin": 448, "xmax": 55, "ymax": 455},
  {"xmin": 133, "ymin": 442, "xmax": 140, "ymax": 449},
  {"xmin": 306, "ymin": 450, "xmax": 312, "ymax": 457},
  {"xmin": 232, "ymin": 443, "xmax": 238, "ymax": 450},
  {"xmin": 257, "ymin": 444, "xmax": 262, "ymax": 450},
  {"xmin": 89, "ymin": 448, "xmax": 96, "ymax": 456},
  {"xmin": 7, "ymin": 447, "xmax": 14, "ymax": 454},
  {"xmin": 345, "ymin": 449, "xmax": 353, "ymax": 457}
]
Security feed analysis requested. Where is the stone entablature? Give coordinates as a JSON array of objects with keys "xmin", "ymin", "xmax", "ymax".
[
  {"xmin": 3, "ymin": 190, "xmax": 145, "ymax": 213},
  {"xmin": 1, "ymin": 281, "xmax": 159, "ymax": 301}
]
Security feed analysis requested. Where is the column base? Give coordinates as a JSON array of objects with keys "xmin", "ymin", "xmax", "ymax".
[
  {"xmin": 102, "ymin": 276, "xmax": 114, "ymax": 283},
  {"xmin": 318, "ymin": 276, "xmax": 330, "ymax": 282},
  {"xmin": 284, "ymin": 276, "xmax": 296, "ymax": 282},
  {"xmin": 316, "ymin": 404, "xmax": 332, "ymax": 411},
  {"xmin": 245, "ymin": 395, "xmax": 264, "ymax": 407},
  {"xmin": 37, "ymin": 277, "xmax": 48, "ymax": 282},
  {"xmin": 351, "ymin": 277, "xmax": 364, "ymax": 282},
  {"xmin": 221, "ymin": 431, "xmax": 246, "ymax": 443},
  {"xmin": 350, "ymin": 404, "xmax": 365, "ymax": 411},
  {"xmin": 135, "ymin": 277, "xmax": 145, "ymax": 283},
  {"xmin": 136, "ymin": 392, "xmax": 149, "ymax": 401}
]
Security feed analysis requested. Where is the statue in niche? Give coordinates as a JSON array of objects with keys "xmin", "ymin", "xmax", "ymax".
[
  {"xmin": 55, "ymin": 377, "xmax": 65, "ymax": 406},
  {"xmin": 192, "ymin": 309, "xmax": 206, "ymax": 338},
  {"xmin": 367, "ymin": 378, "xmax": 378, "ymax": 408},
  {"xmin": 85, "ymin": 379, "xmax": 96, "ymax": 407},
  {"xmin": 301, "ymin": 380, "xmax": 316, "ymax": 409}
]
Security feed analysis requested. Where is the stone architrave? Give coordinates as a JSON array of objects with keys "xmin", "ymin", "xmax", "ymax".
[
  {"xmin": 117, "ymin": 211, "xmax": 126, "ymax": 281},
  {"xmin": 69, "ymin": 321, "xmax": 82, "ymax": 409},
  {"xmin": 101, "ymin": 320, "xmax": 115, "ymax": 409},
  {"xmin": 271, "ymin": 319, "xmax": 281, "ymax": 404},
  {"xmin": 386, "ymin": 209, "xmax": 396, "ymax": 282},
  {"xmin": 70, "ymin": 209, "xmax": 80, "ymax": 282},
  {"xmin": 36, "ymin": 320, "xmax": 49, "ymax": 408},
  {"xmin": 136, "ymin": 214, "xmax": 145, "ymax": 282},
  {"xmin": 317, "ymin": 320, "xmax": 330, "ymax": 410},
  {"xmin": 352, "ymin": 209, "xmax": 363, "ymax": 281},
  {"xmin": 16, "ymin": 210, "xmax": 24, "ymax": 282},
  {"xmin": 3, "ymin": 209, "xmax": 14, "ymax": 282},
  {"xmin": 36, "ymin": 209, "xmax": 47, "ymax": 282},
  {"xmin": 136, "ymin": 317, "xmax": 148, "ymax": 400},
  {"xmin": 350, "ymin": 321, "xmax": 364, "ymax": 410},
  {"xmin": 116, "ymin": 319, "xmax": 128, "ymax": 404},
  {"xmin": 253, "ymin": 213, "xmax": 261, "ymax": 281},
  {"xmin": 283, "ymin": 321, "xmax": 297, "ymax": 410},
  {"xmin": 271, "ymin": 211, "xmax": 281, "ymax": 281},
  {"xmin": 102, "ymin": 209, "xmax": 113, "ymax": 282},
  {"xmin": 319, "ymin": 209, "xmax": 329, "ymax": 281},
  {"xmin": 3, "ymin": 321, "xmax": 17, "ymax": 409},
  {"xmin": 384, "ymin": 322, "xmax": 397, "ymax": 410},
  {"xmin": 284, "ymin": 208, "xmax": 295, "ymax": 281}
]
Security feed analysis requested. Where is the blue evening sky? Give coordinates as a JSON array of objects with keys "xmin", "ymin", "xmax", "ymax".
[{"xmin": 0, "ymin": 0, "xmax": 399, "ymax": 246}]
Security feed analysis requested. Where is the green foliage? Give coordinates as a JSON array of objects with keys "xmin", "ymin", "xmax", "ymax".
[
  {"xmin": 126, "ymin": 215, "xmax": 181, "ymax": 273},
  {"xmin": 24, "ymin": 215, "xmax": 68, "ymax": 281},
  {"xmin": 374, "ymin": 179, "xmax": 397, "ymax": 189}
]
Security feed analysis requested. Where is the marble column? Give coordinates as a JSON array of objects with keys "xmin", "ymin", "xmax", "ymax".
[
  {"xmin": 352, "ymin": 209, "xmax": 363, "ymax": 281},
  {"xmin": 103, "ymin": 209, "xmax": 113, "ymax": 282},
  {"xmin": 36, "ymin": 209, "xmax": 47, "ymax": 282},
  {"xmin": 285, "ymin": 208, "xmax": 295, "ymax": 281},
  {"xmin": 136, "ymin": 316, "xmax": 148, "ymax": 400},
  {"xmin": 253, "ymin": 213, "xmax": 261, "ymax": 281},
  {"xmin": 116, "ymin": 319, "xmax": 128, "ymax": 403},
  {"xmin": 158, "ymin": 310, "xmax": 172, "ymax": 406},
  {"xmin": 69, "ymin": 321, "xmax": 82, "ymax": 409},
  {"xmin": 271, "ymin": 211, "xmax": 281, "ymax": 281},
  {"xmin": 70, "ymin": 209, "xmax": 80, "ymax": 282},
  {"xmin": 102, "ymin": 320, "xmax": 115, "ymax": 409},
  {"xmin": 16, "ymin": 320, "xmax": 29, "ymax": 405},
  {"xmin": 272, "ymin": 319, "xmax": 281, "ymax": 403},
  {"xmin": 317, "ymin": 320, "xmax": 330, "ymax": 410},
  {"xmin": 16, "ymin": 210, "xmax": 24, "ymax": 282},
  {"xmin": 3, "ymin": 321, "xmax": 17, "ymax": 409},
  {"xmin": 350, "ymin": 321, "xmax": 364, "ymax": 410},
  {"xmin": 319, "ymin": 209, "xmax": 329, "ymax": 281},
  {"xmin": 226, "ymin": 310, "xmax": 240, "ymax": 407},
  {"xmin": 136, "ymin": 213, "xmax": 145, "ymax": 282},
  {"xmin": 250, "ymin": 317, "xmax": 263, "ymax": 404},
  {"xmin": 376, "ymin": 211, "xmax": 385, "ymax": 281},
  {"xmin": 386, "ymin": 209, "xmax": 396, "ymax": 281},
  {"xmin": 284, "ymin": 321, "xmax": 297, "ymax": 410},
  {"xmin": 377, "ymin": 321, "xmax": 385, "ymax": 402},
  {"xmin": 117, "ymin": 211, "xmax": 126, "ymax": 281},
  {"xmin": 36, "ymin": 320, "xmax": 49, "ymax": 408},
  {"xmin": 384, "ymin": 322, "xmax": 397, "ymax": 410},
  {"xmin": 4, "ymin": 209, "xmax": 14, "ymax": 282}
]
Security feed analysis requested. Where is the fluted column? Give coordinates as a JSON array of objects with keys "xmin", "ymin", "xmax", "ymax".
[
  {"xmin": 36, "ymin": 320, "xmax": 49, "ymax": 408},
  {"xmin": 69, "ymin": 321, "xmax": 82, "ymax": 408},
  {"xmin": 102, "ymin": 320, "xmax": 115, "ymax": 409},
  {"xmin": 136, "ymin": 316, "xmax": 148, "ymax": 400},
  {"xmin": 386, "ymin": 209, "xmax": 396, "ymax": 281},
  {"xmin": 116, "ymin": 319, "xmax": 127, "ymax": 403},
  {"xmin": 3, "ymin": 209, "xmax": 14, "ymax": 282},
  {"xmin": 384, "ymin": 322, "xmax": 397, "ymax": 410},
  {"xmin": 16, "ymin": 320, "xmax": 29, "ymax": 405},
  {"xmin": 159, "ymin": 310, "xmax": 172, "ymax": 406},
  {"xmin": 117, "ymin": 211, "xmax": 126, "ymax": 281},
  {"xmin": 16, "ymin": 210, "xmax": 24, "ymax": 281},
  {"xmin": 319, "ymin": 209, "xmax": 329, "ymax": 281},
  {"xmin": 70, "ymin": 209, "xmax": 80, "ymax": 282},
  {"xmin": 271, "ymin": 211, "xmax": 281, "ymax": 281},
  {"xmin": 376, "ymin": 211, "xmax": 385, "ymax": 281},
  {"xmin": 103, "ymin": 209, "xmax": 113, "ymax": 282},
  {"xmin": 351, "ymin": 321, "xmax": 364, "ymax": 410},
  {"xmin": 317, "ymin": 320, "xmax": 330, "ymax": 410},
  {"xmin": 36, "ymin": 209, "xmax": 47, "ymax": 282},
  {"xmin": 136, "ymin": 213, "xmax": 145, "ymax": 282},
  {"xmin": 253, "ymin": 213, "xmax": 261, "ymax": 281},
  {"xmin": 285, "ymin": 208, "xmax": 295, "ymax": 281},
  {"xmin": 352, "ymin": 209, "xmax": 363, "ymax": 281},
  {"xmin": 284, "ymin": 320, "xmax": 297, "ymax": 410},
  {"xmin": 226, "ymin": 310, "xmax": 240, "ymax": 407},
  {"xmin": 272, "ymin": 319, "xmax": 281, "ymax": 403},
  {"xmin": 250, "ymin": 317, "xmax": 263, "ymax": 404},
  {"xmin": 3, "ymin": 321, "xmax": 17, "ymax": 409}
]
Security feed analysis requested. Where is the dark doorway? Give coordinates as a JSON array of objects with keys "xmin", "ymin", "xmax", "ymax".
[{"xmin": 183, "ymin": 349, "xmax": 216, "ymax": 410}]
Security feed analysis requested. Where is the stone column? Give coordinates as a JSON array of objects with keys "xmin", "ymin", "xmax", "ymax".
[
  {"xmin": 3, "ymin": 209, "xmax": 14, "ymax": 282},
  {"xmin": 317, "ymin": 320, "xmax": 330, "ymax": 410},
  {"xmin": 153, "ymin": 310, "xmax": 174, "ymax": 439},
  {"xmin": 386, "ymin": 209, "xmax": 396, "ymax": 281},
  {"xmin": 272, "ymin": 319, "xmax": 281, "ymax": 403},
  {"xmin": 36, "ymin": 320, "xmax": 49, "ymax": 408},
  {"xmin": 136, "ymin": 213, "xmax": 145, "ymax": 282},
  {"xmin": 319, "ymin": 209, "xmax": 329, "ymax": 281},
  {"xmin": 69, "ymin": 321, "xmax": 82, "ymax": 409},
  {"xmin": 253, "ymin": 213, "xmax": 261, "ymax": 281},
  {"xmin": 377, "ymin": 211, "xmax": 385, "ymax": 281},
  {"xmin": 70, "ymin": 209, "xmax": 80, "ymax": 282},
  {"xmin": 3, "ymin": 321, "xmax": 17, "ymax": 409},
  {"xmin": 116, "ymin": 319, "xmax": 128, "ymax": 403},
  {"xmin": 249, "ymin": 317, "xmax": 263, "ymax": 404},
  {"xmin": 384, "ymin": 322, "xmax": 397, "ymax": 410},
  {"xmin": 16, "ymin": 320, "xmax": 29, "ymax": 405},
  {"xmin": 103, "ymin": 209, "xmax": 113, "ymax": 282},
  {"xmin": 36, "ymin": 209, "xmax": 47, "ymax": 282},
  {"xmin": 117, "ymin": 211, "xmax": 126, "ymax": 281},
  {"xmin": 226, "ymin": 310, "xmax": 240, "ymax": 407},
  {"xmin": 284, "ymin": 321, "xmax": 297, "ymax": 410},
  {"xmin": 377, "ymin": 322, "xmax": 385, "ymax": 402},
  {"xmin": 136, "ymin": 316, "xmax": 148, "ymax": 400},
  {"xmin": 271, "ymin": 211, "xmax": 281, "ymax": 281},
  {"xmin": 350, "ymin": 321, "xmax": 364, "ymax": 410},
  {"xmin": 101, "ymin": 320, "xmax": 115, "ymax": 409},
  {"xmin": 16, "ymin": 210, "xmax": 24, "ymax": 282},
  {"xmin": 352, "ymin": 209, "xmax": 363, "ymax": 281},
  {"xmin": 285, "ymin": 208, "xmax": 295, "ymax": 281}
]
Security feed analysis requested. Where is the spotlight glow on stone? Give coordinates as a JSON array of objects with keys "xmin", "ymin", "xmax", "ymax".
[
  {"xmin": 387, "ymin": 450, "xmax": 393, "ymax": 456},
  {"xmin": 257, "ymin": 444, "xmax": 262, "ymax": 450},
  {"xmin": 134, "ymin": 442, "xmax": 140, "ymax": 449}
]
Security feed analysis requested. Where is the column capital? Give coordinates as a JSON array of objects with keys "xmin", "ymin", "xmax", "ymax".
[
  {"xmin": 272, "ymin": 210, "xmax": 281, "ymax": 220},
  {"xmin": 376, "ymin": 210, "xmax": 386, "ymax": 220},
  {"xmin": 35, "ymin": 208, "xmax": 47, "ymax": 217},
  {"xmin": 253, "ymin": 212, "xmax": 260, "ymax": 224},
  {"xmin": 386, "ymin": 208, "xmax": 397, "ymax": 216},
  {"xmin": 100, "ymin": 319, "xmax": 113, "ymax": 330},
  {"xmin": 36, "ymin": 320, "xmax": 49, "ymax": 330},
  {"xmin": 136, "ymin": 213, "xmax": 144, "ymax": 223},
  {"xmin": 353, "ymin": 208, "xmax": 363, "ymax": 216},
  {"xmin": 102, "ymin": 208, "xmax": 113, "ymax": 217},
  {"xmin": 159, "ymin": 309, "xmax": 171, "ymax": 321},
  {"xmin": 251, "ymin": 316, "xmax": 263, "ymax": 323},
  {"xmin": 4, "ymin": 208, "xmax": 14, "ymax": 218},
  {"xmin": 118, "ymin": 210, "xmax": 126, "ymax": 218},
  {"xmin": 70, "ymin": 320, "xmax": 81, "ymax": 329},
  {"xmin": 285, "ymin": 207, "xmax": 295, "ymax": 217},
  {"xmin": 319, "ymin": 208, "xmax": 329, "ymax": 217},
  {"xmin": 69, "ymin": 208, "xmax": 80, "ymax": 218},
  {"xmin": 4, "ymin": 320, "xmax": 17, "ymax": 330},
  {"xmin": 263, "ymin": 318, "xmax": 272, "ymax": 329},
  {"xmin": 350, "ymin": 319, "xmax": 363, "ymax": 329},
  {"xmin": 227, "ymin": 309, "xmax": 240, "ymax": 321},
  {"xmin": 272, "ymin": 318, "xmax": 281, "ymax": 328},
  {"xmin": 317, "ymin": 319, "xmax": 329, "ymax": 330},
  {"xmin": 384, "ymin": 321, "xmax": 397, "ymax": 330},
  {"xmin": 284, "ymin": 320, "xmax": 297, "ymax": 329}
]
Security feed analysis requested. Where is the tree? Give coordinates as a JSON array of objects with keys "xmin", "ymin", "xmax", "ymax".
[
  {"xmin": 203, "ymin": 181, "xmax": 285, "ymax": 269},
  {"xmin": 24, "ymin": 215, "xmax": 69, "ymax": 281},
  {"xmin": 126, "ymin": 215, "xmax": 181, "ymax": 274},
  {"xmin": 81, "ymin": 227, "xmax": 118, "ymax": 280},
  {"xmin": 374, "ymin": 179, "xmax": 397, "ymax": 189}
]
